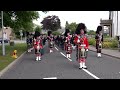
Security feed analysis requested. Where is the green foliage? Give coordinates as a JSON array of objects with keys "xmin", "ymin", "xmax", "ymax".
[
  {"xmin": 103, "ymin": 39, "xmax": 118, "ymax": 48},
  {"xmin": 88, "ymin": 38, "xmax": 96, "ymax": 46},
  {"xmin": 52, "ymin": 31, "xmax": 61, "ymax": 35},
  {"xmin": 1, "ymin": 11, "xmax": 40, "ymax": 31},
  {"xmin": 34, "ymin": 26, "xmax": 42, "ymax": 33},
  {"xmin": 0, "ymin": 11, "xmax": 48, "ymax": 39},
  {"xmin": 87, "ymin": 30, "xmax": 95, "ymax": 35},
  {"xmin": 89, "ymin": 37, "xmax": 118, "ymax": 49},
  {"xmin": 0, "ymin": 11, "xmax": 47, "ymax": 32},
  {"xmin": 66, "ymin": 22, "xmax": 78, "ymax": 34},
  {"xmin": 0, "ymin": 43, "xmax": 27, "ymax": 71}
]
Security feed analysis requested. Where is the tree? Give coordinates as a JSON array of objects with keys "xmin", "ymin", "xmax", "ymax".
[
  {"xmin": 0, "ymin": 11, "xmax": 47, "ymax": 32},
  {"xmin": 52, "ymin": 31, "xmax": 61, "ymax": 35},
  {"xmin": 67, "ymin": 22, "xmax": 78, "ymax": 34},
  {"xmin": 87, "ymin": 30, "xmax": 95, "ymax": 35},
  {"xmin": 34, "ymin": 26, "xmax": 42, "ymax": 33},
  {"xmin": 41, "ymin": 15, "xmax": 61, "ymax": 31}
]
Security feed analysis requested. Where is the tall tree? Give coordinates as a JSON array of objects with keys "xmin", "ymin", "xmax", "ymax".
[
  {"xmin": 34, "ymin": 26, "xmax": 42, "ymax": 33},
  {"xmin": 41, "ymin": 15, "xmax": 61, "ymax": 31},
  {"xmin": 0, "ymin": 11, "xmax": 47, "ymax": 32},
  {"xmin": 67, "ymin": 22, "xmax": 78, "ymax": 34}
]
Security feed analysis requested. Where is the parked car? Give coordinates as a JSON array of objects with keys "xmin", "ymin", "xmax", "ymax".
[{"xmin": 0, "ymin": 38, "xmax": 10, "ymax": 43}]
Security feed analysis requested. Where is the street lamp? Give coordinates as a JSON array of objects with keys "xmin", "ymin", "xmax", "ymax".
[
  {"xmin": 1, "ymin": 11, "xmax": 5, "ymax": 56},
  {"xmin": 117, "ymin": 11, "xmax": 118, "ymax": 36}
]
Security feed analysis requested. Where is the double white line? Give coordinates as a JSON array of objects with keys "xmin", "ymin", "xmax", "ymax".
[{"xmin": 55, "ymin": 46, "xmax": 100, "ymax": 79}]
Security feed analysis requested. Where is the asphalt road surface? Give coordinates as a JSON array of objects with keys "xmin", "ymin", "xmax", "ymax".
[{"xmin": 1, "ymin": 43, "xmax": 120, "ymax": 79}]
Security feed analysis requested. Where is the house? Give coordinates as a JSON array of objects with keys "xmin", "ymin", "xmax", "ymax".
[
  {"xmin": 100, "ymin": 11, "xmax": 120, "ymax": 38},
  {"xmin": 0, "ymin": 27, "xmax": 12, "ymax": 39},
  {"xmin": 110, "ymin": 11, "xmax": 120, "ymax": 37}
]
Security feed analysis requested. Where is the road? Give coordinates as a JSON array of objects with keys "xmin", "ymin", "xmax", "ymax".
[{"xmin": 1, "ymin": 43, "xmax": 120, "ymax": 79}]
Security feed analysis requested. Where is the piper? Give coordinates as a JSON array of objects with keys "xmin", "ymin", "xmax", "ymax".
[
  {"xmin": 95, "ymin": 26, "xmax": 103, "ymax": 57},
  {"xmin": 47, "ymin": 31, "xmax": 54, "ymax": 53},
  {"xmin": 64, "ymin": 29, "xmax": 72, "ymax": 58},
  {"xmin": 33, "ymin": 31, "xmax": 43, "ymax": 61},
  {"xmin": 74, "ymin": 23, "xmax": 89, "ymax": 69}
]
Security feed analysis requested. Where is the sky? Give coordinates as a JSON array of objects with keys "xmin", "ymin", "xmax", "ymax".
[{"xmin": 33, "ymin": 11, "xmax": 109, "ymax": 31}]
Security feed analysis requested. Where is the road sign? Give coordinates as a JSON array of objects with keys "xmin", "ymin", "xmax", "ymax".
[
  {"xmin": 19, "ymin": 30, "xmax": 23, "ymax": 36},
  {"xmin": 20, "ymin": 32, "xmax": 23, "ymax": 36}
]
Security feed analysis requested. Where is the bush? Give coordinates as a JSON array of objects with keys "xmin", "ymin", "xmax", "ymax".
[
  {"xmin": 88, "ymin": 37, "xmax": 118, "ymax": 49},
  {"xmin": 102, "ymin": 42, "xmax": 111, "ymax": 48},
  {"xmin": 10, "ymin": 41, "xmax": 15, "ymax": 46},
  {"xmin": 52, "ymin": 31, "xmax": 61, "ymax": 35},
  {"xmin": 110, "ymin": 39, "xmax": 118, "ymax": 48},
  {"xmin": 88, "ymin": 38, "xmax": 95, "ymax": 46}
]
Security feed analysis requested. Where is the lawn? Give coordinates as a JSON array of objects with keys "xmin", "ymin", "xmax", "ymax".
[{"xmin": 0, "ymin": 43, "xmax": 27, "ymax": 71}]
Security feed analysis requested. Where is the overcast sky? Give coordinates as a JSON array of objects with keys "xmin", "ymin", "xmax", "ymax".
[{"xmin": 33, "ymin": 11, "xmax": 109, "ymax": 30}]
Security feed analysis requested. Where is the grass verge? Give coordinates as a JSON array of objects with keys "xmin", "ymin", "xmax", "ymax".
[{"xmin": 0, "ymin": 43, "xmax": 27, "ymax": 71}]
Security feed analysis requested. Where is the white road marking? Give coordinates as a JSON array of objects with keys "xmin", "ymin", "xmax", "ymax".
[
  {"xmin": 60, "ymin": 52, "xmax": 72, "ymax": 61},
  {"xmin": 59, "ymin": 47, "xmax": 100, "ymax": 79},
  {"xmin": 55, "ymin": 47, "xmax": 59, "ymax": 51},
  {"xmin": 43, "ymin": 77, "xmax": 57, "ymax": 79},
  {"xmin": 60, "ymin": 51, "xmax": 100, "ymax": 79},
  {"xmin": 82, "ymin": 69, "xmax": 100, "ymax": 79}
]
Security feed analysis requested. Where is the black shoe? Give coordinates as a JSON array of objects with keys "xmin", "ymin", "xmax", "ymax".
[
  {"xmin": 79, "ymin": 67, "xmax": 82, "ymax": 69},
  {"xmin": 83, "ymin": 67, "xmax": 87, "ymax": 69},
  {"xmin": 68, "ymin": 57, "xmax": 71, "ymax": 59}
]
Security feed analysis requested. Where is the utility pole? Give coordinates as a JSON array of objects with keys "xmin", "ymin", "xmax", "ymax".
[
  {"xmin": 117, "ymin": 11, "xmax": 118, "ymax": 36},
  {"xmin": 1, "ymin": 11, "xmax": 5, "ymax": 56}
]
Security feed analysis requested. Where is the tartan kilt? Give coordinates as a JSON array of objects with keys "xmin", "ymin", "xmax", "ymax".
[{"xmin": 66, "ymin": 44, "xmax": 72, "ymax": 54}]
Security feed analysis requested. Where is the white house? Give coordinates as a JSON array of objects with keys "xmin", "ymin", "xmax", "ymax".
[
  {"xmin": 100, "ymin": 11, "xmax": 120, "ymax": 38},
  {"xmin": 110, "ymin": 11, "xmax": 120, "ymax": 37}
]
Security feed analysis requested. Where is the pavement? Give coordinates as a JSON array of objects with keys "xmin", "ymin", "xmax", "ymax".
[
  {"xmin": 89, "ymin": 45, "xmax": 120, "ymax": 59},
  {"xmin": 0, "ymin": 43, "xmax": 120, "ymax": 79}
]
